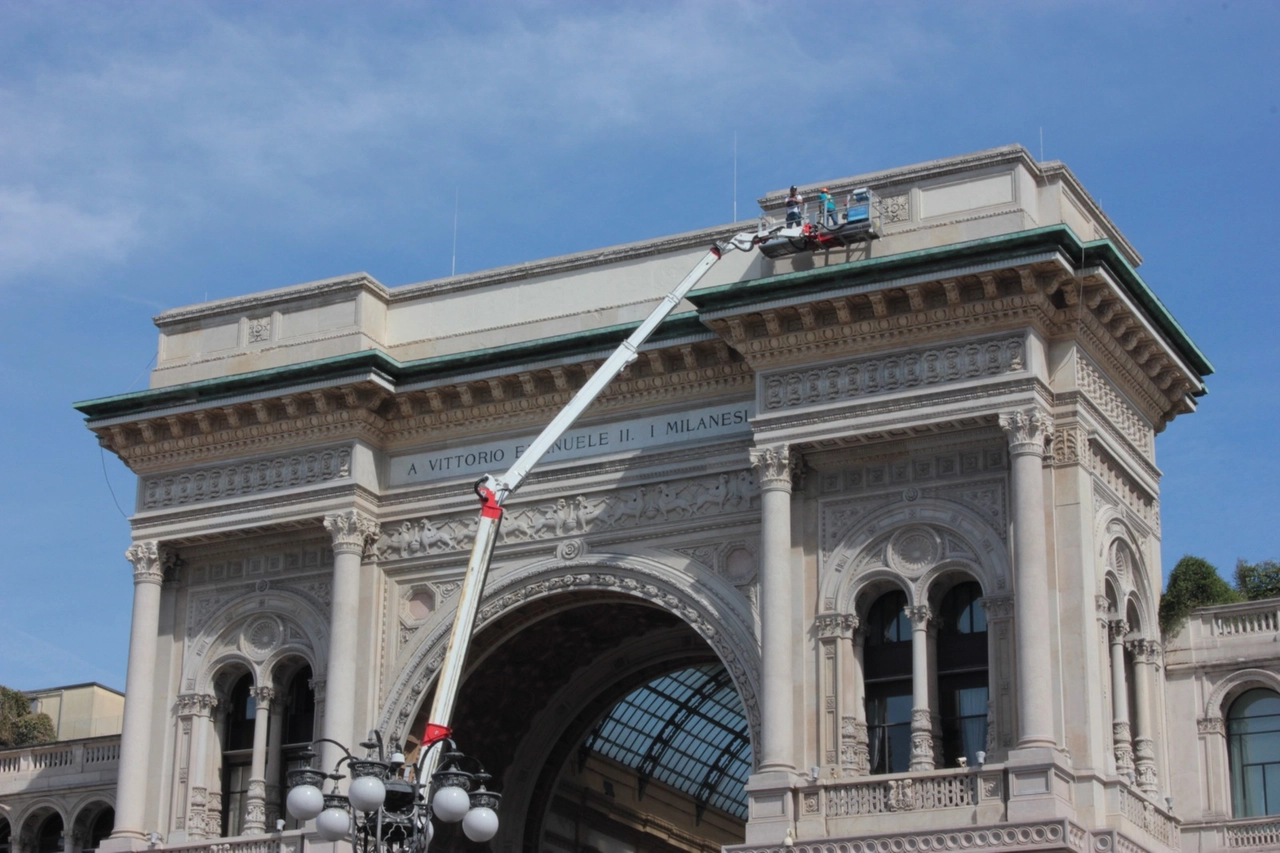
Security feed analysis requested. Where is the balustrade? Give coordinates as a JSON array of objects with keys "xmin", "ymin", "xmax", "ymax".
[
  {"xmin": 162, "ymin": 831, "xmax": 305, "ymax": 853},
  {"xmin": 1224, "ymin": 817, "xmax": 1280, "ymax": 849},
  {"xmin": 1116, "ymin": 783, "xmax": 1180, "ymax": 849},
  {"xmin": 1213, "ymin": 605, "xmax": 1280, "ymax": 637},
  {"xmin": 0, "ymin": 736, "xmax": 121, "ymax": 788}
]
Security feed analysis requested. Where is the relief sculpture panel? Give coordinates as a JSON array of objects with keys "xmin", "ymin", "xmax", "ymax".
[{"xmin": 761, "ymin": 334, "xmax": 1025, "ymax": 412}]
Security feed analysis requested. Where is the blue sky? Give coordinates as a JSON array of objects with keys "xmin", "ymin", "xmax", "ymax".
[{"xmin": 1, "ymin": 1, "xmax": 1276, "ymax": 691}]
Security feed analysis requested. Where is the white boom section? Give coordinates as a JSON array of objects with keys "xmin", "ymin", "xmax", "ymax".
[{"xmin": 414, "ymin": 225, "xmax": 776, "ymax": 807}]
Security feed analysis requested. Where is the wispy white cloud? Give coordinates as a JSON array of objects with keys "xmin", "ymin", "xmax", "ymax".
[{"xmin": 0, "ymin": 1, "xmax": 949, "ymax": 288}]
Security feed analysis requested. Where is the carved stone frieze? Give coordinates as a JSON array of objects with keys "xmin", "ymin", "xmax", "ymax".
[
  {"xmin": 375, "ymin": 472, "xmax": 760, "ymax": 561},
  {"xmin": 816, "ymin": 613, "xmax": 859, "ymax": 639},
  {"xmin": 1076, "ymin": 357, "xmax": 1154, "ymax": 459},
  {"xmin": 1198, "ymin": 716, "xmax": 1225, "ymax": 736},
  {"xmin": 761, "ymin": 335, "xmax": 1025, "ymax": 412},
  {"xmin": 142, "ymin": 446, "xmax": 352, "ymax": 510},
  {"xmin": 1051, "ymin": 424, "xmax": 1086, "ymax": 468}
]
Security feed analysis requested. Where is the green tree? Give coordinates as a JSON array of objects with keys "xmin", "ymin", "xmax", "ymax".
[
  {"xmin": 1159, "ymin": 555, "xmax": 1241, "ymax": 637},
  {"xmin": 10, "ymin": 712, "xmax": 56, "ymax": 746},
  {"xmin": 1234, "ymin": 559, "xmax": 1280, "ymax": 601},
  {"xmin": 0, "ymin": 685, "xmax": 57, "ymax": 748}
]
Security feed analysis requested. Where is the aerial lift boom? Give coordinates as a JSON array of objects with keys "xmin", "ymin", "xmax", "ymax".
[{"xmin": 412, "ymin": 223, "xmax": 779, "ymax": 782}]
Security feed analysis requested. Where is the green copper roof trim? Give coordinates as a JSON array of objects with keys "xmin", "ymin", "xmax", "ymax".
[
  {"xmin": 74, "ymin": 312, "xmax": 707, "ymax": 421},
  {"xmin": 688, "ymin": 224, "xmax": 1212, "ymax": 378}
]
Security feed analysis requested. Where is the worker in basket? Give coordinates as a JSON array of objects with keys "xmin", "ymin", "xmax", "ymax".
[
  {"xmin": 785, "ymin": 186, "xmax": 804, "ymax": 226},
  {"xmin": 819, "ymin": 187, "xmax": 837, "ymax": 227}
]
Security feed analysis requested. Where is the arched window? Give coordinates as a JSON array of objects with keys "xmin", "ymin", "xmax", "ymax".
[
  {"xmin": 1228, "ymin": 688, "xmax": 1280, "ymax": 817},
  {"xmin": 279, "ymin": 665, "xmax": 317, "ymax": 830},
  {"xmin": 864, "ymin": 590, "xmax": 912, "ymax": 774},
  {"xmin": 220, "ymin": 673, "xmax": 256, "ymax": 837},
  {"xmin": 36, "ymin": 812, "xmax": 63, "ymax": 853},
  {"xmin": 1, "ymin": 817, "xmax": 11, "ymax": 853},
  {"xmin": 937, "ymin": 581, "xmax": 988, "ymax": 767}
]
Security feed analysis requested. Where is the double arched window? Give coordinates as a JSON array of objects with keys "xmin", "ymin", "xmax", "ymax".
[
  {"xmin": 863, "ymin": 581, "xmax": 988, "ymax": 775},
  {"xmin": 1228, "ymin": 688, "xmax": 1280, "ymax": 817}
]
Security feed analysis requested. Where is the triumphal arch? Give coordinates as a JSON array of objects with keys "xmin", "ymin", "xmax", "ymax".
[{"xmin": 78, "ymin": 146, "xmax": 1215, "ymax": 852}]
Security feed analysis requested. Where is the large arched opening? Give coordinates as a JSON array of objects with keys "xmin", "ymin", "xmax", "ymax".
[{"xmin": 402, "ymin": 591, "xmax": 754, "ymax": 852}]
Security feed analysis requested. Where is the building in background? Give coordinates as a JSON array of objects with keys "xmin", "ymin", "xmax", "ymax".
[
  {"xmin": 0, "ymin": 685, "xmax": 121, "ymax": 853},
  {"xmin": 67, "ymin": 145, "xmax": 1274, "ymax": 853}
]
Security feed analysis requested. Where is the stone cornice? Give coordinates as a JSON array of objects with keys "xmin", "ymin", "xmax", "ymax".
[
  {"xmin": 389, "ymin": 222, "xmax": 746, "ymax": 303},
  {"xmin": 153, "ymin": 272, "xmax": 388, "ymax": 327}
]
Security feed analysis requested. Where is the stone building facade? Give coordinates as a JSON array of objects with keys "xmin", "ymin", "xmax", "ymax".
[
  {"xmin": 0, "ymin": 685, "xmax": 122, "ymax": 853},
  {"xmin": 73, "ymin": 145, "xmax": 1271, "ymax": 853}
]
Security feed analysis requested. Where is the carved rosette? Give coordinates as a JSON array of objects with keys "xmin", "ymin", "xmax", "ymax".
[
  {"xmin": 324, "ymin": 510, "xmax": 380, "ymax": 557},
  {"xmin": 126, "ymin": 540, "xmax": 173, "ymax": 586},
  {"xmin": 1113, "ymin": 720, "xmax": 1135, "ymax": 776},
  {"xmin": 910, "ymin": 708, "xmax": 935, "ymax": 772},
  {"xmin": 243, "ymin": 778, "xmax": 267, "ymax": 834},
  {"xmin": 750, "ymin": 446, "xmax": 802, "ymax": 492},
  {"xmin": 999, "ymin": 408, "xmax": 1054, "ymax": 459}
]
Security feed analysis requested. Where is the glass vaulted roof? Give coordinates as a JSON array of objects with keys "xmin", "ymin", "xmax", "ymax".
[{"xmin": 582, "ymin": 664, "xmax": 752, "ymax": 821}]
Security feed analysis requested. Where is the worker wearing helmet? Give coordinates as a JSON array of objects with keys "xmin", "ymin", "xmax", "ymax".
[
  {"xmin": 819, "ymin": 188, "xmax": 837, "ymax": 227},
  {"xmin": 786, "ymin": 186, "xmax": 804, "ymax": 226}
]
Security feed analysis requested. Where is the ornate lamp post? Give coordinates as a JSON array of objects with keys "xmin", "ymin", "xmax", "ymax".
[{"xmin": 285, "ymin": 732, "xmax": 500, "ymax": 850}]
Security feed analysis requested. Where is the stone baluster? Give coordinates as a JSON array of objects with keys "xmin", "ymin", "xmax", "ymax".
[
  {"xmin": 321, "ymin": 511, "xmax": 379, "ymax": 774},
  {"xmin": 1109, "ymin": 619, "xmax": 1135, "ymax": 778},
  {"xmin": 243, "ymin": 686, "xmax": 275, "ymax": 834},
  {"xmin": 110, "ymin": 541, "xmax": 173, "ymax": 842},
  {"xmin": 907, "ymin": 604, "xmax": 935, "ymax": 771},
  {"xmin": 1128, "ymin": 638, "xmax": 1161, "ymax": 794},
  {"xmin": 999, "ymin": 409, "xmax": 1057, "ymax": 749},
  {"xmin": 750, "ymin": 446, "xmax": 799, "ymax": 772}
]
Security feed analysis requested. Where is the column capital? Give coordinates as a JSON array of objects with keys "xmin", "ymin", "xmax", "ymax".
[
  {"xmin": 1198, "ymin": 716, "xmax": 1226, "ymax": 737},
  {"xmin": 323, "ymin": 510, "xmax": 380, "ymax": 556},
  {"xmin": 250, "ymin": 685, "xmax": 276, "ymax": 708},
  {"xmin": 979, "ymin": 595, "xmax": 1014, "ymax": 620},
  {"xmin": 176, "ymin": 693, "xmax": 218, "ymax": 717},
  {"xmin": 816, "ymin": 613, "xmax": 859, "ymax": 639},
  {"xmin": 125, "ymin": 540, "xmax": 178, "ymax": 586},
  {"xmin": 1108, "ymin": 618, "xmax": 1130, "ymax": 643},
  {"xmin": 308, "ymin": 677, "xmax": 326, "ymax": 701},
  {"xmin": 1126, "ymin": 637, "xmax": 1163, "ymax": 664},
  {"xmin": 750, "ymin": 445, "xmax": 802, "ymax": 492},
  {"xmin": 999, "ymin": 407, "xmax": 1054, "ymax": 458},
  {"xmin": 904, "ymin": 604, "xmax": 932, "ymax": 628}
]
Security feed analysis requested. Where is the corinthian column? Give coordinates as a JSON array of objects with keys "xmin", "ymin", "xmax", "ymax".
[
  {"xmin": 1109, "ymin": 619, "xmax": 1134, "ymax": 778},
  {"xmin": 999, "ymin": 408, "xmax": 1056, "ymax": 749},
  {"xmin": 750, "ymin": 446, "xmax": 799, "ymax": 772},
  {"xmin": 321, "ymin": 510, "xmax": 379, "ymax": 774},
  {"xmin": 907, "ymin": 605, "xmax": 936, "ymax": 771},
  {"xmin": 1129, "ymin": 638, "xmax": 1161, "ymax": 794},
  {"xmin": 110, "ymin": 541, "xmax": 172, "ymax": 842},
  {"xmin": 242, "ymin": 686, "xmax": 275, "ymax": 834}
]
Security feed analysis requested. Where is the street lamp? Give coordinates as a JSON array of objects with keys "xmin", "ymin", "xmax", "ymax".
[{"xmin": 285, "ymin": 731, "xmax": 500, "ymax": 850}]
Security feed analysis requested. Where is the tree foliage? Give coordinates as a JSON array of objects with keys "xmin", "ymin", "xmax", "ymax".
[
  {"xmin": 1234, "ymin": 559, "xmax": 1280, "ymax": 602},
  {"xmin": 0, "ymin": 685, "xmax": 57, "ymax": 748},
  {"xmin": 1159, "ymin": 555, "xmax": 1241, "ymax": 637}
]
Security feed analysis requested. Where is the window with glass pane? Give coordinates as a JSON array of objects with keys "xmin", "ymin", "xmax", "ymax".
[
  {"xmin": 1228, "ymin": 689, "xmax": 1280, "ymax": 817},
  {"xmin": 938, "ymin": 582, "xmax": 988, "ymax": 767},
  {"xmin": 864, "ymin": 590, "xmax": 912, "ymax": 774},
  {"xmin": 867, "ymin": 690, "xmax": 913, "ymax": 774}
]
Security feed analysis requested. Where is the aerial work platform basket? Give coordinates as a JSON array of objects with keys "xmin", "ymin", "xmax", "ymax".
[{"xmin": 757, "ymin": 187, "xmax": 881, "ymax": 259}]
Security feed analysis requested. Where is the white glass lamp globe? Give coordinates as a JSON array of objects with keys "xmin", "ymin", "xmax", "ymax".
[
  {"xmin": 348, "ymin": 775, "xmax": 387, "ymax": 812},
  {"xmin": 432, "ymin": 786, "xmax": 470, "ymax": 822},
  {"xmin": 461, "ymin": 807, "xmax": 499, "ymax": 842},
  {"xmin": 286, "ymin": 785, "xmax": 325, "ymax": 821},
  {"xmin": 316, "ymin": 807, "xmax": 351, "ymax": 841}
]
